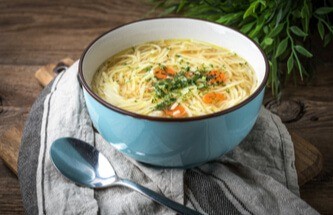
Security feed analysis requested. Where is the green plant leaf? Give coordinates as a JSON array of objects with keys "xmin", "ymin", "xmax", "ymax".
[
  {"xmin": 263, "ymin": 37, "xmax": 274, "ymax": 46},
  {"xmin": 253, "ymin": 37, "xmax": 259, "ymax": 44},
  {"xmin": 269, "ymin": 23, "xmax": 284, "ymax": 38},
  {"xmin": 258, "ymin": 0, "xmax": 266, "ymax": 7},
  {"xmin": 287, "ymin": 54, "xmax": 294, "ymax": 74},
  {"xmin": 317, "ymin": 21, "xmax": 325, "ymax": 40},
  {"xmin": 315, "ymin": 7, "xmax": 333, "ymax": 15},
  {"xmin": 216, "ymin": 12, "xmax": 243, "ymax": 25},
  {"xmin": 281, "ymin": 0, "xmax": 292, "ymax": 20},
  {"xmin": 302, "ymin": 16, "xmax": 309, "ymax": 35},
  {"xmin": 301, "ymin": 3, "xmax": 310, "ymax": 18},
  {"xmin": 249, "ymin": 15, "xmax": 265, "ymax": 38},
  {"xmin": 243, "ymin": 2, "xmax": 259, "ymax": 19},
  {"xmin": 301, "ymin": 1, "xmax": 310, "ymax": 34},
  {"xmin": 240, "ymin": 22, "xmax": 256, "ymax": 34},
  {"xmin": 159, "ymin": 5, "xmax": 177, "ymax": 16},
  {"xmin": 290, "ymin": 26, "xmax": 308, "ymax": 37},
  {"xmin": 292, "ymin": 10, "xmax": 302, "ymax": 18},
  {"xmin": 275, "ymin": 8, "xmax": 283, "ymax": 27},
  {"xmin": 295, "ymin": 45, "xmax": 313, "ymax": 57},
  {"xmin": 294, "ymin": 54, "xmax": 304, "ymax": 80},
  {"xmin": 177, "ymin": 0, "xmax": 187, "ymax": 12},
  {"xmin": 267, "ymin": 60, "xmax": 273, "ymax": 86},
  {"xmin": 275, "ymin": 38, "xmax": 288, "ymax": 58},
  {"xmin": 270, "ymin": 58, "xmax": 279, "ymax": 96},
  {"xmin": 324, "ymin": 32, "xmax": 333, "ymax": 47}
]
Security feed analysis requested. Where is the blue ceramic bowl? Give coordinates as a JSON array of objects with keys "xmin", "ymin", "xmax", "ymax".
[{"xmin": 79, "ymin": 18, "xmax": 269, "ymax": 168}]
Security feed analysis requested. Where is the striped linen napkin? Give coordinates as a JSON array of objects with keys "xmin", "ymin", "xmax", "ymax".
[{"xmin": 18, "ymin": 61, "xmax": 318, "ymax": 215}]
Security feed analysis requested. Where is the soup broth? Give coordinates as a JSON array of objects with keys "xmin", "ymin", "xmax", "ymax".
[{"xmin": 91, "ymin": 39, "xmax": 257, "ymax": 118}]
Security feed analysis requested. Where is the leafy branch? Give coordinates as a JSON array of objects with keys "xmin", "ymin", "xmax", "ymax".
[{"xmin": 149, "ymin": 0, "xmax": 333, "ymax": 97}]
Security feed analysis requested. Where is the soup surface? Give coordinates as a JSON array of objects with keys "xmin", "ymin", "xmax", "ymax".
[{"xmin": 91, "ymin": 39, "xmax": 257, "ymax": 118}]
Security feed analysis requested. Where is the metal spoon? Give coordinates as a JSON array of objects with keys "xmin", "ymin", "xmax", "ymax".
[{"xmin": 50, "ymin": 137, "xmax": 202, "ymax": 215}]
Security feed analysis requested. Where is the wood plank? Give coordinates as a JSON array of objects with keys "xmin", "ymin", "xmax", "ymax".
[
  {"xmin": 0, "ymin": 58, "xmax": 74, "ymax": 176},
  {"xmin": 291, "ymin": 132, "xmax": 323, "ymax": 186},
  {"xmin": 0, "ymin": 159, "xmax": 24, "ymax": 215},
  {"xmin": 0, "ymin": 125, "xmax": 22, "ymax": 175},
  {"xmin": 34, "ymin": 57, "xmax": 74, "ymax": 86},
  {"xmin": 0, "ymin": 58, "xmax": 74, "ymax": 177},
  {"xmin": 0, "ymin": 0, "xmax": 157, "ymax": 65},
  {"xmin": 0, "ymin": 65, "xmax": 42, "ymax": 143},
  {"xmin": 300, "ymin": 177, "xmax": 333, "ymax": 215}
]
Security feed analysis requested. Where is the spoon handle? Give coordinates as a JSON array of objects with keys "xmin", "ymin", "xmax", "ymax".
[{"xmin": 116, "ymin": 178, "xmax": 203, "ymax": 215}]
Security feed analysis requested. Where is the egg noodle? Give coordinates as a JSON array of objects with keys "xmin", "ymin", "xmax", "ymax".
[{"xmin": 91, "ymin": 39, "xmax": 257, "ymax": 118}]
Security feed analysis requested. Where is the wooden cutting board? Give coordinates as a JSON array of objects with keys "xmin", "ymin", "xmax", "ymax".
[{"xmin": 0, "ymin": 58, "xmax": 323, "ymax": 186}]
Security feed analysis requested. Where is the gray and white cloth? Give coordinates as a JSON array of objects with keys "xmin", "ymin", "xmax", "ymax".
[{"xmin": 18, "ymin": 61, "xmax": 319, "ymax": 215}]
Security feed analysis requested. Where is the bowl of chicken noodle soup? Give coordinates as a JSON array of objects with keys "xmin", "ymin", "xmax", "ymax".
[{"xmin": 79, "ymin": 18, "xmax": 269, "ymax": 168}]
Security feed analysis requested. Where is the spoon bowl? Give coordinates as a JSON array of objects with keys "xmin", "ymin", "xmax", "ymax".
[
  {"xmin": 50, "ymin": 137, "xmax": 202, "ymax": 215},
  {"xmin": 50, "ymin": 137, "xmax": 117, "ymax": 188}
]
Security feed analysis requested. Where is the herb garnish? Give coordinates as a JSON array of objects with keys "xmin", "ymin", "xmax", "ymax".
[
  {"xmin": 153, "ymin": 66, "xmax": 211, "ymax": 110},
  {"xmin": 155, "ymin": 96, "xmax": 177, "ymax": 110},
  {"xmin": 144, "ymin": 66, "xmax": 153, "ymax": 72}
]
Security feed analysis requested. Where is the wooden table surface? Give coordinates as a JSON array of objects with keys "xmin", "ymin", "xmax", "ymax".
[{"xmin": 0, "ymin": 1, "xmax": 332, "ymax": 214}]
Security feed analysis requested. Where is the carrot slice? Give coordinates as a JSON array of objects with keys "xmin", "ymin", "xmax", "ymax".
[
  {"xmin": 202, "ymin": 92, "xmax": 225, "ymax": 104},
  {"xmin": 154, "ymin": 69, "xmax": 167, "ymax": 79},
  {"xmin": 166, "ymin": 66, "xmax": 175, "ymax": 75},
  {"xmin": 208, "ymin": 70, "xmax": 219, "ymax": 76},
  {"xmin": 164, "ymin": 105, "xmax": 187, "ymax": 118},
  {"xmin": 208, "ymin": 70, "xmax": 227, "ymax": 84},
  {"xmin": 154, "ymin": 66, "xmax": 176, "ymax": 79}
]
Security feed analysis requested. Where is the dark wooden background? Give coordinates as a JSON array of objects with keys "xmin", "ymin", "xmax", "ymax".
[{"xmin": 0, "ymin": 0, "xmax": 332, "ymax": 214}]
